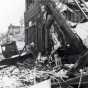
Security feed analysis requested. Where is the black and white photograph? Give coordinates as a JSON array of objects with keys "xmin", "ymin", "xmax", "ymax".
[{"xmin": 0, "ymin": 0, "xmax": 88, "ymax": 88}]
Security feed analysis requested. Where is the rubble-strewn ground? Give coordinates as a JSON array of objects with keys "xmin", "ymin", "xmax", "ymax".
[
  {"xmin": 0, "ymin": 54, "xmax": 34, "ymax": 88},
  {"xmin": 0, "ymin": 66, "xmax": 31, "ymax": 88},
  {"xmin": 0, "ymin": 65, "xmax": 49, "ymax": 88},
  {"xmin": 0, "ymin": 54, "xmax": 68, "ymax": 88}
]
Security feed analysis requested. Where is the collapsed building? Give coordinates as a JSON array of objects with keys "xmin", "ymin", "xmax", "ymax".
[
  {"xmin": 0, "ymin": 0, "xmax": 88, "ymax": 88},
  {"xmin": 24, "ymin": 0, "xmax": 88, "ymax": 87}
]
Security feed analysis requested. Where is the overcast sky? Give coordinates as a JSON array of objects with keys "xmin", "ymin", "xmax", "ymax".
[{"xmin": 0, "ymin": 0, "xmax": 25, "ymax": 34}]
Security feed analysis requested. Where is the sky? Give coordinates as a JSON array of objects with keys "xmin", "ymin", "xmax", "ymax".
[
  {"xmin": 0, "ymin": 0, "xmax": 25, "ymax": 34},
  {"xmin": 0, "ymin": 0, "xmax": 88, "ymax": 40}
]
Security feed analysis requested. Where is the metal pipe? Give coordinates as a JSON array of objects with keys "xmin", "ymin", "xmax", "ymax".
[{"xmin": 73, "ymin": 0, "xmax": 88, "ymax": 19}]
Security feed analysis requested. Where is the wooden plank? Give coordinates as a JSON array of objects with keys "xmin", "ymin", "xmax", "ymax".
[
  {"xmin": 29, "ymin": 79, "xmax": 51, "ymax": 88},
  {"xmin": 62, "ymin": 74, "xmax": 88, "ymax": 85}
]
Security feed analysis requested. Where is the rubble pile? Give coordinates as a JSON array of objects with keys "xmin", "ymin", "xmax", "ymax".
[
  {"xmin": 0, "ymin": 56, "xmax": 69, "ymax": 88},
  {"xmin": 0, "ymin": 66, "xmax": 34, "ymax": 88},
  {"xmin": 1, "ymin": 0, "xmax": 88, "ymax": 88}
]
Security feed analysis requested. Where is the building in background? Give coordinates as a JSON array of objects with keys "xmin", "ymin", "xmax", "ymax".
[
  {"xmin": 8, "ymin": 24, "xmax": 20, "ymax": 35},
  {"xmin": 0, "ymin": 24, "xmax": 25, "ymax": 51},
  {"xmin": 8, "ymin": 24, "xmax": 24, "ymax": 42},
  {"xmin": 7, "ymin": 24, "xmax": 25, "ymax": 50}
]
